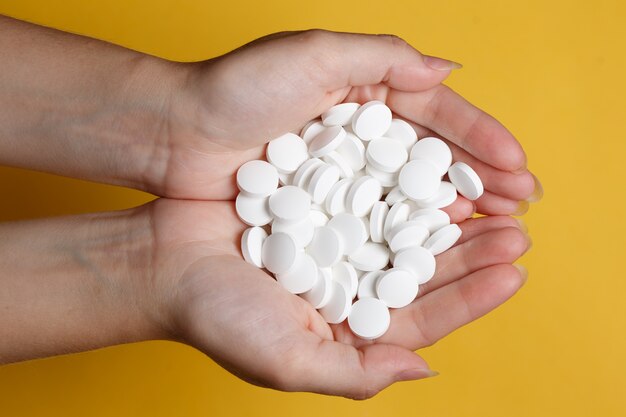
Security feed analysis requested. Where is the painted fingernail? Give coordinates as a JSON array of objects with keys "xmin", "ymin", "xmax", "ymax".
[
  {"xmin": 422, "ymin": 55, "xmax": 463, "ymax": 71},
  {"xmin": 513, "ymin": 200, "xmax": 530, "ymax": 216},
  {"xmin": 513, "ymin": 264, "xmax": 528, "ymax": 285},
  {"xmin": 515, "ymin": 217, "xmax": 529, "ymax": 234},
  {"xmin": 396, "ymin": 368, "xmax": 439, "ymax": 382},
  {"xmin": 526, "ymin": 174, "xmax": 544, "ymax": 203}
]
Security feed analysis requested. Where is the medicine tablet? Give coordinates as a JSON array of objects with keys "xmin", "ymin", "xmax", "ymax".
[
  {"xmin": 268, "ymin": 185, "xmax": 311, "ymax": 223},
  {"xmin": 366, "ymin": 137, "xmax": 408, "ymax": 173},
  {"xmin": 278, "ymin": 171, "xmax": 293, "ymax": 186},
  {"xmin": 309, "ymin": 209, "xmax": 329, "ymax": 227},
  {"xmin": 346, "ymin": 175, "xmax": 383, "ymax": 217},
  {"xmin": 409, "ymin": 137, "xmax": 453, "ymax": 176},
  {"xmin": 271, "ymin": 217, "xmax": 315, "ymax": 248},
  {"xmin": 369, "ymin": 201, "xmax": 389, "ymax": 243},
  {"xmin": 276, "ymin": 253, "xmax": 318, "ymax": 294},
  {"xmin": 408, "ymin": 208, "xmax": 450, "ymax": 233},
  {"xmin": 348, "ymin": 242, "xmax": 390, "ymax": 271},
  {"xmin": 293, "ymin": 158, "xmax": 324, "ymax": 189},
  {"xmin": 237, "ymin": 160, "xmax": 279, "ymax": 198},
  {"xmin": 301, "ymin": 267, "xmax": 333, "ymax": 309},
  {"xmin": 261, "ymin": 232, "xmax": 298, "ymax": 274},
  {"xmin": 348, "ymin": 298, "xmax": 390, "ymax": 340},
  {"xmin": 415, "ymin": 181, "xmax": 458, "ymax": 209},
  {"xmin": 235, "ymin": 193, "xmax": 273, "ymax": 226},
  {"xmin": 327, "ymin": 212, "xmax": 369, "ymax": 255},
  {"xmin": 335, "ymin": 132, "xmax": 366, "ymax": 171},
  {"xmin": 323, "ymin": 151, "xmax": 354, "ymax": 179},
  {"xmin": 383, "ymin": 202, "xmax": 410, "ymax": 241},
  {"xmin": 325, "ymin": 178, "xmax": 353, "ymax": 216},
  {"xmin": 448, "ymin": 161, "xmax": 484, "ymax": 200},
  {"xmin": 423, "ymin": 223, "xmax": 462, "ymax": 256},
  {"xmin": 321, "ymin": 102, "xmax": 360, "ymax": 126},
  {"xmin": 309, "ymin": 126, "xmax": 347, "ymax": 158},
  {"xmin": 376, "ymin": 268, "xmax": 419, "ymax": 308},
  {"xmin": 365, "ymin": 164, "xmax": 398, "ymax": 187},
  {"xmin": 398, "ymin": 159, "xmax": 442, "ymax": 201},
  {"xmin": 266, "ymin": 132, "xmax": 309, "ymax": 174},
  {"xmin": 385, "ymin": 185, "xmax": 407, "ymax": 205},
  {"xmin": 300, "ymin": 120, "xmax": 326, "ymax": 144},
  {"xmin": 357, "ymin": 270, "xmax": 384, "ymax": 299},
  {"xmin": 306, "ymin": 226, "xmax": 344, "ymax": 267},
  {"xmin": 351, "ymin": 100, "xmax": 392, "ymax": 141},
  {"xmin": 241, "ymin": 226, "xmax": 268, "ymax": 268},
  {"xmin": 332, "ymin": 261, "xmax": 359, "ymax": 299},
  {"xmin": 393, "ymin": 246, "xmax": 436, "ymax": 284},
  {"xmin": 384, "ymin": 119, "xmax": 418, "ymax": 151},
  {"xmin": 387, "ymin": 221, "xmax": 429, "ymax": 253},
  {"xmin": 308, "ymin": 163, "xmax": 341, "ymax": 204},
  {"xmin": 319, "ymin": 280, "xmax": 352, "ymax": 324}
]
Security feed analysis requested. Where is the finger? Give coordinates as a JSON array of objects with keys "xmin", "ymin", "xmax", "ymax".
[
  {"xmin": 387, "ymin": 85, "xmax": 527, "ymax": 172},
  {"xmin": 440, "ymin": 195, "xmax": 474, "ymax": 223},
  {"xmin": 378, "ymin": 263, "xmax": 526, "ymax": 350},
  {"xmin": 456, "ymin": 215, "xmax": 525, "ymax": 244},
  {"xmin": 475, "ymin": 190, "xmax": 528, "ymax": 216}
]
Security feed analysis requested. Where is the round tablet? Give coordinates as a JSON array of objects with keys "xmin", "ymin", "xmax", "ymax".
[
  {"xmin": 384, "ymin": 118, "xmax": 418, "ymax": 151},
  {"xmin": 236, "ymin": 160, "xmax": 279, "ymax": 198},
  {"xmin": 309, "ymin": 126, "xmax": 347, "ymax": 158},
  {"xmin": 271, "ymin": 217, "xmax": 315, "ymax": 248},
  {"xmin": 309, "ymin": 209, "xmax": 329, "ymax": 227},
  {"xmin": 261, "ymin": 232, "xmax": 298, "ymax": 274},
  {"xmin": 301, "ymin": 267, "xmax": 333, "ymax": 309},
  {"xmin": 276, "ymin": 253, "xmax": 318, "ymax": 294},
  {"xmin": 393, "ymin": 246, "xmax": 436, "ymax": 284},
  {"xmin": 323, "ymin": 151, "xmax": 354, "ymax": 178},
  {"xmin": 235, "ymin": 193, "xmax": 272, "ymax": 226},
  {"xmin": 306, "ymin": 226, "xmax": 344, "ymax": 267},
  {"xmin": 369, "ymin": 201, "xmax": 389, "ymax": 243},
  {"xmin": 351, "ymin": 100, "xmax": 392, "ymax": 141},
  {"xmin": 266, "ymin": 133, "xmax": 309, "ymax": 174},
  {"xmin": 357, "ymin": 270, "xmax": 384, "ymax": 299},
  {"xmin": 376, "ymin": 268, "xmax": 419, "ymax": 308},
  {"xmin": 319, "ymin": 280, "xmax": 352, "ymax": 324},
  {"xmin": 423, "ymin": 223, "xmax": 462, "ymax": 256},
  {"xmin": 240, "ymin": 226, "xmax": 268, "ymax": 268},
  {"xmin": 308, "ymin": 163, "xmax": 341, "ymax": 204},
  {"xmin": 300, "ymin": 120, "xmax": 326, "ymax": 144},
  {"xmin": 293, "ymin": 158, "xmax": 324, "ymax": 189},
  {"xmin": 408, "ymin": 208, "xmax": 450, "ymax": 233},
  {"xmin": 384, "ymin": 185, "xmax": 407, "ymax": 205},
  {"xmin": 409, "ymin": 137, "xmax": 453, "ymax": 176},
  {"xmin": 398, "ymin": 159, "xmax": 442, "ymax": 201},
  {"xmin": 332, "ymin": 261, "xmax": 359, "ymax": 299},
  {"xmin": 415, "ymin": 181, "xmax": 458, "ymax": 209},
  {"xmin": 387, "ymin": 221, "xmax": 430, "ymax": 253},
  {"xmin": 325, "ymin": 178, "xmax": 353, "ymax": 216},
  {"xmin": 365, "ymin": 164, "xmax": 398, "ymax": 187},
  {"xmin": 448, "ymin": 161, "xmax": 484, "ymax": 201},
  {"xmin": 336, "ymin": 132, "xmax": 366, "ymax": 171},
  {"xmin": 383, "ymin": 202, "xmax": 411, "ymax": 241},
  {"xmin": 348, "ymin": 298, "xmax": 390, "ymax": 340},
  {"xmin": 268, "ymin": 185, "xmax": 311, "ymax": 223},
  {"xmin": 366, "ymin": 137, "xmax": 408, "ymax": 173},
  {"xmin": 348, "ymin": 242, "xmax": 390, "ymax": 271},
  {"xmin": 321, "ymin": 102, "xmax": 360, "ymax": 126},
  {"xmin": 346, "ymin": 176, "xmax": 383, "ymax": 217},
  {"xmin": 327, "ymin": 213, "xmax": 369, "ymax": 255}
]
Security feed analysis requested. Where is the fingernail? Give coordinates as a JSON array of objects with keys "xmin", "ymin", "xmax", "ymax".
[
  {"xmin": 515, "ymin": 217, "xmax": 529, "ymax": 234},
  {"xmin": 526, "ymin": 174, "xmax": 544, "ymax": 203},
  {"xmin": 396, "ymin": 368, "xmax": 439, "ymax": 382},
  {"xmin": 525, "ymin": 234, "xmax": 533, "ymax": 252},
  {"xmin": 422, "ymin": 55, "xmax": 463, "ymax": 71},
  {"xmin": 513, "ymin": 264, "xmax": 528, "ymax": 285},
  {"xmin": 513, "ymin": 200, "xmax": 529, "ymax": 216}
]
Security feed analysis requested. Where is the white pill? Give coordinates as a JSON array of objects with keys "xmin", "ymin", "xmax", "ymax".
[
  {"xmin": 387, "ymin": 221, "xmax": 430, "ymax": 253},
  {"xmin": 276, "ymin": 253, "xmax": 318, "ymax": 294},
  {"xmin": 424, "ymin": 223, "xmax": 462, "ymax": 256},
  {"xmin": 349, "ymin": 242, "xmax": 389, "ymax": 271},
  {"xmin": 325, "ymin": 178, "xmax": 353, "ymax": 216},
  {"xmin": 369, "ymin": 201, "xmax": 389, "ymax": 243},
  {"xmin": 366, "ymin": 137, "xmax": 408, "ymax": 173},
  {"xmin": 415, "ymin": 181, "xmax": 458, "ymax": 209},
  {"xmin": 357, "ymin": 270, "xmax": 384, "ymax": 299},
  {"xmin": 321, "ymin": 102, "xmax": 360, "ymax": 126},
  {"xmin": 323, "ymin": 151, "xmax": 354, "ymax": 179},
  {"xmin": 408, "ymin": 208, "xmax": 451, "ymax": 233},
  {"xmin": 332, "ymin": 261, "xmax": 359, "ymax": 299},
  {"xmin": 448, "ymin": 161, "xmax": 484, "ymax": 201},
  {"xmin": 376, "ymin": 268, "xmax": 419, "ymax": 308},
  {"xmin": 236, "ymin": 160, "xmax": 279, "ymax": 198},
  {"xmin": 409, "ymin": 137, "xmax": 452, "ymax": 176},
  {"xmin": 266, "ymin": 133, "xmax": 309, "ymax": 174},
  {"xmin": 293, "ymin": 158, "xmax": 324, "ymax": 189},
  {"xmin": 309, "ymin": 126, "xmax": 347, "ymax": 158},
  {"xmin": 327, "ymin": 212, "xmax": 369, "ymax": 255},
  {"xmin": 235, "ymin": 193, "xmax": 273, "ymax": 226},
  {"xmin": 271, "ymin": 216, "xmax": 315, "ymax": 248},
  {"xmin": 348, "ymin": 297, "xmax": 390, "ymax": 340},
  {"xmin": 365, "ymin": 164, "xmax": 398, "ymax": 187},
  {"xmin": 385, "ymin": 119, "xmax": 418, "ymax": 151},
  {"xmin": 398, "ymin": 159, "xmax": 442, "ymax": 201},
  {"xmin": 336, "ymin": 132, "xmax": 366, "ymax": 171},
  {"xmin": 383, "ymin": 202, "xmax": 411, "ymax": 241},
  {"xmin": 278, "ymin": 171, "xmax": 293, "ymax": 186},
  {"xmin": 301, "ymin": 267, "xmax": 333, "ymax": 309},
  {"xmin": 261, "ymin": 232, "xmax": 298, "ymax": 274},
  {"xmin": 351, "ymin": 100, "xmax": 392, "ymax": 141},
  {"xmin": 393, "ymin": 246, "xmax": 436, "ymax": 284},
  {"xmin": 346, "ymin": 175, "xmax": 383, "ymax": 217},
  {"xmin": 308, "ymin": 163, "xmax": 340, "ymax": 204},
  {"xmin": 309, "ymin": 209, "xmax": 329, "ymax": 227},
  {"xmin": 385, "ymin": 185, "xmax": 407, "ymax": 205},
  {"xmin": 240, "ymin": 226, "xmax": 268, "ymax": 268},
  {"xmin": 306, "ymin": 226, "xmax": 344, "ymax": 267},
  {"xmin": 269, "ymin": 185, "xmax": 311, "ymax": 223},
  {"xmin": 319, "ymin": 280, "xmax": 352, "ymax": 324},
  {"xmin": 300, "ymin": 120, "xmax": 326, "ymax": 144}
]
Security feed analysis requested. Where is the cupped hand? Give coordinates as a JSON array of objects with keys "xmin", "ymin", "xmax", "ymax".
[{"xmin": 146, "ymin": 198, "xmax": 530, "ymax": 399}]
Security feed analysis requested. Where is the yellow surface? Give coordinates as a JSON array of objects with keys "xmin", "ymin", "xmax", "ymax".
[{"xmin": 0, "ymin": 0, "xmax": 625, "ymax": 415}]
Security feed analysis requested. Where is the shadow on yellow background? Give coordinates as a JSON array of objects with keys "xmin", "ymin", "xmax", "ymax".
[{"xmin": 0, "ymin": 1, "xmax": 625, "ymax": 416}]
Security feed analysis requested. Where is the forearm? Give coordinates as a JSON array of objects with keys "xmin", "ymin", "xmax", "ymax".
[
  {"xmin": 0, "ymin": 206, "xmax": 167, "ymax": 363},
  {"xmin": 0, "ymin": 15, "xmax": 185, "ymax": 191}
]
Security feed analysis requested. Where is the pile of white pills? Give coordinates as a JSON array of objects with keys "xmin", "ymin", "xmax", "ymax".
[{"xmin": 236, "ymin": 101, "xmax": 484, "ymax": 340}]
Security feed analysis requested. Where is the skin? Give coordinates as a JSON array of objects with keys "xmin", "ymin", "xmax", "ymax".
[{"xmin": 0, "ymin": 15, "xmax": 536, "ymax": 399}]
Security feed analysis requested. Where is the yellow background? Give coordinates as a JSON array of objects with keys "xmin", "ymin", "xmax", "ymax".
[{"xmin": 0, "ymin": 0, "xmax": 625, "ymax": 415}]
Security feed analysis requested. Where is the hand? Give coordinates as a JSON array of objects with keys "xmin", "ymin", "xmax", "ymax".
[{"xmin": 148, "ymin": 198, "xmax": 530, "ymax": 399}]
